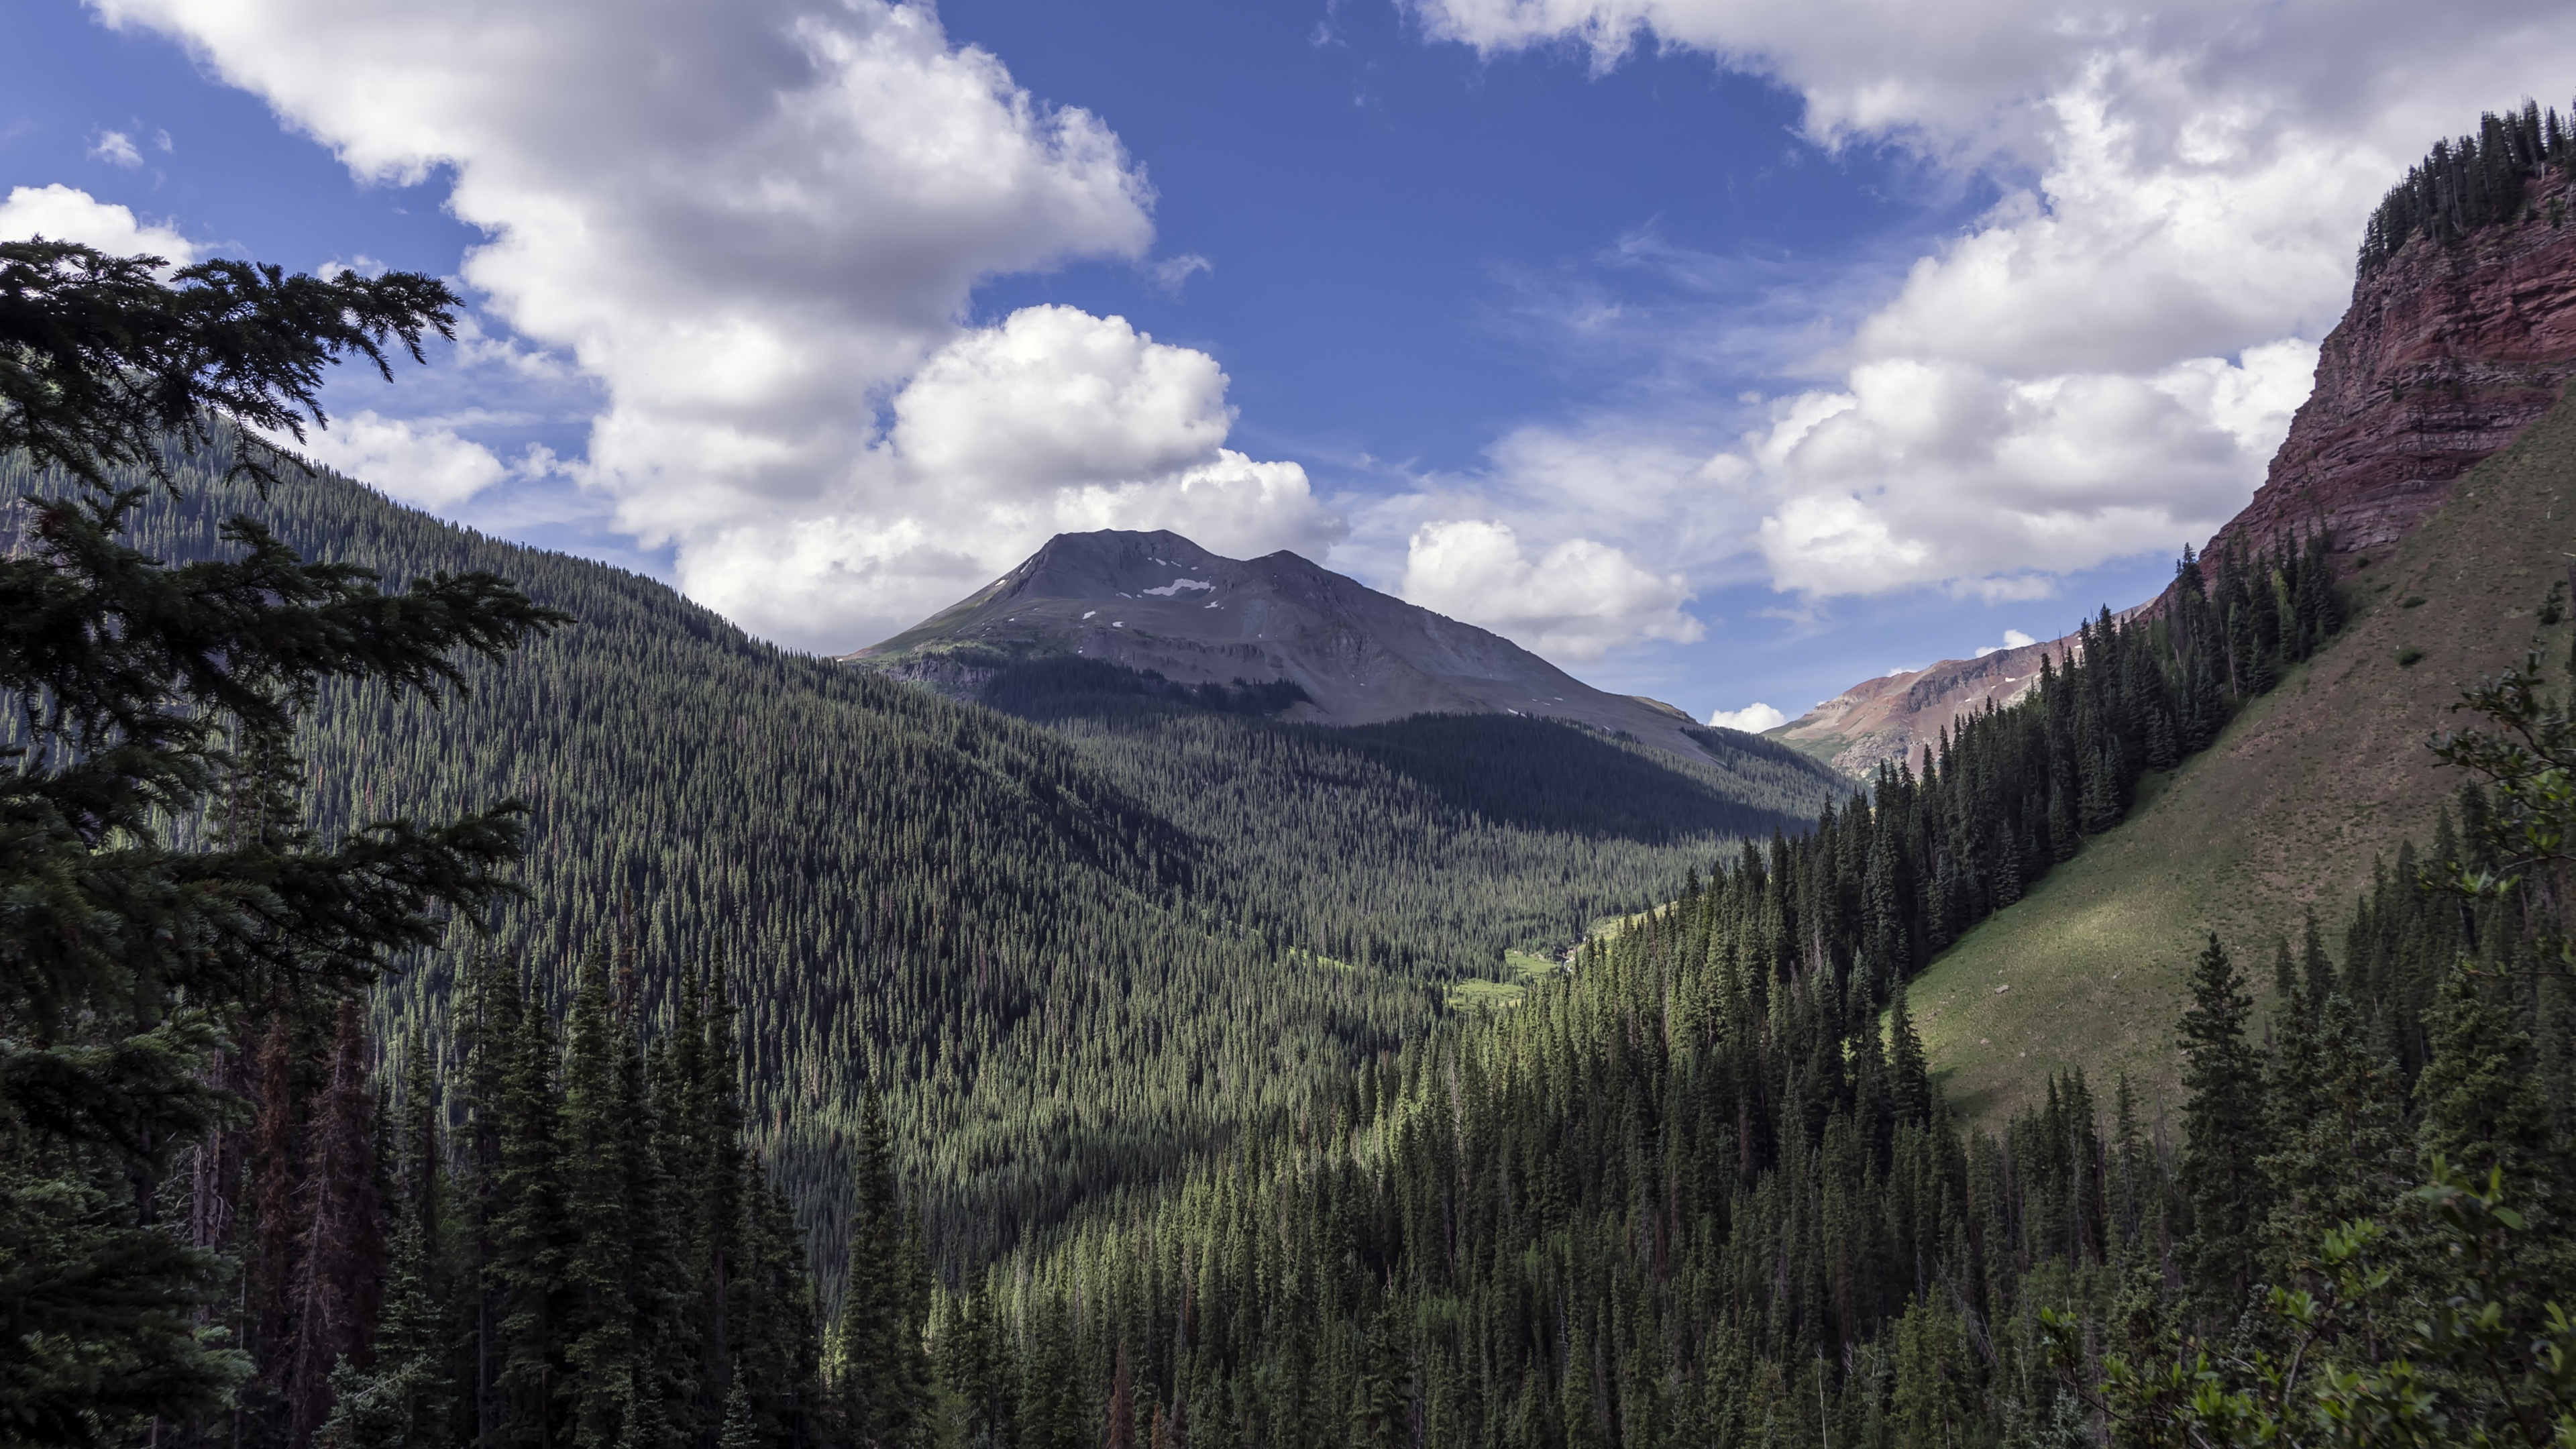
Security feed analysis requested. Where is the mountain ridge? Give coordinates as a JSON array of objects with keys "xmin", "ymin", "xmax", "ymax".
[{"xmin": 843, "ymin": 527, "xmax": 1728, "ymax": 765}]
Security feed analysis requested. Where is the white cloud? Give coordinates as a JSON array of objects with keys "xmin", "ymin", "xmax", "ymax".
[
  {"xmin": 1735, "ymin": 343, "xmax": 2316, "ymax": 596},
  {"xmin": 1974, "ymin": 627, "xmax": 2036, "ymax": 658},
  {"xmin": 292, "ymin": 411, "xmax": 514, "ymax": 508},
  {"xmin": 89, "ymin": 130, "xmax": 144, "ymax": 167},
  {"xmin": 890, "ymin": 305, "xmax": 1232, "ymax": 494},
  {"xmin": 1150, "ymin": 253, "xmax": 1212, "ymax": 293},
  {"xmin": 1399, "ymin": 518, "xmax": 1701, "ymax": 662},
  {"xmin": 0, "ymin": 184, "xmax": 195, "ymax": 261},
  {"xmin": 99, "ymin": 0, "xmax": 1326, "ymax": 651},
  {"xmin": 1706, "ymin": 701, "xmax": 1787, "ymax": 732},
  {"xmin": 676, "ymin": 305, "xmax": 1341, "ymax": 646},
  {"xmin": 1409, "ymin": 0, "xmax": 2576, "ymax": 599}
]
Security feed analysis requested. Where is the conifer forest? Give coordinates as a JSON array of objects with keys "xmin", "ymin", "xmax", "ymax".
[{"xmin": 11, "ymin": 98, "xmax": 2576, "ymax": 1449}]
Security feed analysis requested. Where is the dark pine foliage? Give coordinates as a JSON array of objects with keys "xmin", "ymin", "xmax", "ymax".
[
  {"xmin": 2359, "ymin": 97, "xmax": 2576, "ymax": 272},
  {"xmin": 0, "ymin": 241, "xmax": 557, "ymax": 1446},
  {"xmin": 933, "ymin": 640, "xmax": 2576, "ymax": 1449}
]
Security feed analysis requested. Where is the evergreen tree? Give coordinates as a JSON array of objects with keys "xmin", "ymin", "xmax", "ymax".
[
  {"xmin": 833, "ymin": 1088, "xmax": 931, "ymax": 1447},
  {"xmin": 2415, "ymin": 966, "xmax": 2561, "ymax": 1196},
  {"xmin": 2174, "ymin": 934, "xmax": 2269, "ymax": 1325},
  {"xmin": 559, "ymin": 947, "xmax": 641, "ymax": 1449},
  {"xmin": 0, "ymin": 237, "xmax": 553, "ymax": 1442},
  {"xmin": 489, "ymin": 975, "xmax": 566, "ymax": 1449},
  {"xmin": 2259, "ymin": 991, "xmax": 2410, "ymax": 1279}
]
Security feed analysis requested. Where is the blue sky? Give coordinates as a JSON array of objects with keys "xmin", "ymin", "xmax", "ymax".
[{"xmin": 9, "ymin": 0, "xmax": 2575, "ymax": 725}]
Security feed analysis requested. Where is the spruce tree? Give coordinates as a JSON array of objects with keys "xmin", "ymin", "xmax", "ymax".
[
  {"xmin": 2415, "ymin": 967, "xmax": 2561, "ymax": 1196},
  {"xmin": 2259, "ymin": 991, "xmax": 2410, "ymax": 1279},
  {"xmin": 2174, "ymin": 934, "xmax": 2269, "ymax": 1325},
  {"xmin": 0, "ymin": 237, "xmax": 557, "ymax": 1440},
  {"xmin": 284, "ymin": 1000, "xmax": 390, "ymax": 1442},
  {"xmin": 490, "ymin": 977, "xmax": 566, "ymax": 1449},
  {"xmin": 833, "ymin": 1087, "xmax": 931, "ymax": 1447},
  {"xmin": 559, "ymin": 947, "xmax": 641, "ymax": 1449}
]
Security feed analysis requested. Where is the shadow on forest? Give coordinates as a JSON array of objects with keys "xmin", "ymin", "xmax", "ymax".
[{"xmin": 977, "ymin": 657, "xmax": 1841, "ymax": 846}]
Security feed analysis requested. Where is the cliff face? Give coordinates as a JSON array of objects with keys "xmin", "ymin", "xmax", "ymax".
[
  {"xmin": 2215, "ymin": 169, "xmax": 2576, "ymax": 560},
  {"xmin": 1772, "ymin": 170, "xmax": 2576, "ymax": 777}
]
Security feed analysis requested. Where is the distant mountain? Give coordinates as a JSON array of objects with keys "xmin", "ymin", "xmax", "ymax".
[
  {"xmin": 844, "ymin": 529, "xmax": 1733, "ymax": 766},
  {"xmin": 1767, "ymin": 642, "xmax": 2058, "ymax": 778}
]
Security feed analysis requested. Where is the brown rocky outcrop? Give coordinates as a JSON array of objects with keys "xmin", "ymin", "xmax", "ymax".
[
  {"xmin": 2210, "ymin": 168, "xmax": 2576, "ymax": 561},
  {"xmin": 1772, "ymin": 168, "xmax": 2576, "ymax": 776},
  {"xmin": 1768, "ymin": 643, "xmax": 2057, "ymax": 777}
]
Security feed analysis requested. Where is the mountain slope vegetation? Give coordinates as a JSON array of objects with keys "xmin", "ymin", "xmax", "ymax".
[
  {"xmin": 964, "ymin": 655, "xmax": 1843, "ymax": 971},
  {"xmin": 0, "ymin": 445, "xmax": 1835, "ymax": 1265},
  {"xmin": 1912, "ymin": 382, "xmax": 2576, "ymax": 1122}
]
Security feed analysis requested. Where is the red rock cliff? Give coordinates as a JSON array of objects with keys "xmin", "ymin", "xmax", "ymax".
[
  {"xmin": 2212, "ymin": 168, "xmax": 2576, "ymax": 561},
  {"xmin": 1770, "ymin": 168, "xmax": 2576, "ymax": 776}
]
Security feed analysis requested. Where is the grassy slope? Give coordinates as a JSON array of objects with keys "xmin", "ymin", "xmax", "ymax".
[{"xmin": 1914, "ymin": 387, "xmax": 2576, "ymax": 1125}]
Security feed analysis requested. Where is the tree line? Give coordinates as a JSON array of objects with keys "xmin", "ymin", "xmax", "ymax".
[{"xmin": 2359, "ymin": 95, "xmax": 2576, "ymax": 272}]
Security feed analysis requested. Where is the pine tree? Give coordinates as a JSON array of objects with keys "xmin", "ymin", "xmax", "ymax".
[
  {"xmin": 2259, "ymin": 991, "xmax": 2410, "ymax": 1279},
  {"xmin": 720, "ymin": 1366, "xmax": 757, "ymax": 1449},
  {"xmin": 2416, "ymin": 966, "xmax": 2561, "ymax": 1194},
  {"xmin": 834, "ymin": 1087, "xmax": 932, "ymax": 1446},
  {"xmin": 490, "ymin": 975, "xmax": 566, "ymax": 1449},
  {"xmin": 1352, "ymin": 1301, "xmax": 1408, "ymax": 1449},
  {"xmin": 559, "ymin": 946, "xmax": 641, "ymax": 1449},
  {"xmin": 2174, "ymin": 935, "xmax": 2269, "ymax": 1326},
  {"xmin": 0, "ymin": 237, "xmax": 555, "ymax": 1441},
  {"xmin": 1888, "ymin": 989, "xmax": 1932, "ymax": 1128},
  {"xmin": 1103, "ymin": 1345, "xmax": 1137, "ymax": 1449}
]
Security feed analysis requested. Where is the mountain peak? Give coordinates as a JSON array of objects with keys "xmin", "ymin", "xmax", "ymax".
[{"xmin": 845, "ymin": 529, "xmax": 1728, "ymax": 763}]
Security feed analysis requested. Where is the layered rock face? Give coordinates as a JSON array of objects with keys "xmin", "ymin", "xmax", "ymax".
[
  {"xmin": 1773, "ymin": 168, "xmax": 2576, "ymax": 777},
  {"xmin": 2214, "ymin": 169, "xmax": 2576, "ymax": 561}
]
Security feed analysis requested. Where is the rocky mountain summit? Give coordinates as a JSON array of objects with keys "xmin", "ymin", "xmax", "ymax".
[
  {"xmin": 844, "ymin": 529, "xmax": 1732, "ymax": 763},
  {"xmin": 1773, "ymin": 166, "xmax": 2576, "ymax": 778}
]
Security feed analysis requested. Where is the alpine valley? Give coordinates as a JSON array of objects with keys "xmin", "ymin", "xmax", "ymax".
[{"xmin": 11, "ymin": 87, "xmax": 2576, "ymax": 1449}]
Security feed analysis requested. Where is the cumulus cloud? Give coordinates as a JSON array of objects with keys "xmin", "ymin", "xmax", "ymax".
[
  {"xmin": 1706, "ymin": 701, "xmax": 1787, "ymax": 732},
  {"xmin": 1974, "ymin": 628, "xmax": 2036, "ymax": 658},
  {"xmin": 0, "ymin": 183, "xmax": 195, "ymax": 260},
  {"xmin": 1399, "ymin": 518, "xmax": 1701, "ymax": 661},
  {"xmin": 1411, "ymin": 0, "xmax": 2576, "ymax": 600},
  {"xmin": 673, "ymin": 305, "xmax": 1340, "ymax": 645},
  {"xmin": 293, "ymin": 411, "xmax": 517, "ymax": 508},
  {"xmin": 99, "ymin": 0, "xmax": 1323, "ymax": 650},
  {"xmin": 1734, "ymin": 342, "xmax": 2316, "ymax": 595}
]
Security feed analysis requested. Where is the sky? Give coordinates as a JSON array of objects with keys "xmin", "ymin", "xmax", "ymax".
[{"xmin": 7, "ymin": 0, "xmax": 2576, "ymax": 728}]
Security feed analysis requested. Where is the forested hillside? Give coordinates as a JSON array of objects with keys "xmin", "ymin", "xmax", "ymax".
[
  {"xmin": 0, "ymin": 443, "xmax": 1833, "ymax": 1267},
  {"xmin": 965, "ymin": 656, "xmax": 1841, "ymax": 967},
  {"xmin": 1915, "ymin": 380, "xmax": 2576, "ymax": 1120},
  {"xmin": 938, "ymin": 662, "xmax": 2576, "ymax": 1449}
]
